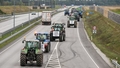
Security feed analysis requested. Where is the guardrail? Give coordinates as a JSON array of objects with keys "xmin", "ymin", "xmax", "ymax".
[
  {"xmin": 0, "ymin": 6, "xmax": 71, "ymax": 44},
  {"xmin": 111, "ymin": 59, "xmax": 120, "ymax": 68}
]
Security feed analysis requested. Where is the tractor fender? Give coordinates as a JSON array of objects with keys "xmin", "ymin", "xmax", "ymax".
[
  {"xmin": 36, "ymin": 49, "xmax": 43, "ymax": 54},
  {"xmin": 21, "ymin": 49, "xmax": 27, "ymax": 54}
]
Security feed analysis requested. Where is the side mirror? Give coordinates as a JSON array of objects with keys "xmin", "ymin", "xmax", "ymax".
[
  {"xmin": 22, "ymin": 40, "xmax": 25, "ymax": 43},
  {"xmin": 22, "ymin": 37, "xmax": 26, "ymax": 43},
  {"xmin": 52, "ymin": 23, "xmax": 55, "ymax": 25},
  {"xmin": 62, "ymin": 23, "xmax": 66, "ymax": 25}
]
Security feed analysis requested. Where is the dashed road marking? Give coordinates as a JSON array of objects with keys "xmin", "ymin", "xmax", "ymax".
[{"xmin": 45, "ymin": 42, "xmax": 61, "ymax": 68}]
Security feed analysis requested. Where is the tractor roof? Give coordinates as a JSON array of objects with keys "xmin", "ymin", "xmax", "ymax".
[
  {"xmin": 25, "ymin": 39, "xmax": 39, "ymax": 42},
  {"xmin": 35, "ymin": 32, "xmax": 49, "ymax": 35}
]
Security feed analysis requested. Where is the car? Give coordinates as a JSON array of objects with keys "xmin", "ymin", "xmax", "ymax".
[
  {"xmin": 67, "ymin": 15, "xmax": 77, "ymax": 28},
  {"xmin": 34, "ymin": 32, "xmax": 51, "ymax": 53},
  {"xmin": 50, "ymin": 23, "xmax": 66, "ymax": 42},
  {"xmin": 31, "ymin": 12, "xmax": 36, "ymax": 15},
  {"xmin": 20, "ymin": 39, "xmax": 43, "ymax": 66}
]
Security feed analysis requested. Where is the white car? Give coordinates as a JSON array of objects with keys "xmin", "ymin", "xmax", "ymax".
[{"xmin": 31, "ymin": 12, "xmax": 36, "ymax": 15}]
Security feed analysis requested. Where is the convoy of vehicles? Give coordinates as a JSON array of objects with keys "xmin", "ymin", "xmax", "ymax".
[{"xmin": 20, "ymin": 6, "xmax": 82, "ymax": 67}]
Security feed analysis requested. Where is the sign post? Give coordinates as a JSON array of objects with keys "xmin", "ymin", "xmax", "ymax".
[
  {"xmin": 0, "ymin": 33, "xmax": 2, "ymax": 38},
  {"xmin": 93, "ymin": 26, "xmax": 97, "ymax": 34}
]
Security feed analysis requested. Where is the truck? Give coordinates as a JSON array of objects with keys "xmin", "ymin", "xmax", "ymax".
[{"xmin": 42, "ymin": 11, "xmax": 52, "ymax": 25}]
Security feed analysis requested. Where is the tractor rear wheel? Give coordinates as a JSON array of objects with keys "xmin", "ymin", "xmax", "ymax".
[
  {"xmin": 36, "ymin": 54, "xmax": 43, "ymax": 66},
  {"xmin": 45, "ymin": 45, "xmax": 49, "ymax": 53},
  {"xmin": 20, "ymin": 54, "xmax": 27, "ymax": 66}
]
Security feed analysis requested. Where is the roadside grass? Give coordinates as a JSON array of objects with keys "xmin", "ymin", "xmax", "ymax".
[
  {"xmin": 83, "ymin": 10, "xmax": 120, "ymax": 64},
  {"xmin": 0, "ymin": 18, "xmax": 39, "ymax": 48},
  {"xmin": 0, "ymin": 5, "xmax": 62, "ymax": 14},
  {"xmin": 111, "ymin": 9, "xmax": 120, "ymax": 14}
]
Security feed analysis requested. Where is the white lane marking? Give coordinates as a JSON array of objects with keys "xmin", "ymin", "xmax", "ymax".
[
  {"xmin": 45, "ymin": 42, "xmax": 61, "ymax": 68},
  {"xmin": 77, "ymin": 24, "xmax": 100, "ymax": 68}
]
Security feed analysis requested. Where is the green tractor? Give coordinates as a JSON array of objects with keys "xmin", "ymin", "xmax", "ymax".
[
  {"xmin": 67, "ymin": 15, "xmax": 77, "ymax": 28},
  {"xmin": 50, "ymin": 23, "xmax": 66, "ymax": 42},
  {"xmin": 20, "ymin": 39, "xmax": 43, "ymax": 66}
]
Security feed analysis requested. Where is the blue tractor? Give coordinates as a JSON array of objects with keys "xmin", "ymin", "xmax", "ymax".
[{"xmin": 34, "ymin": 32, "xmax": 51, "ymax": 53}]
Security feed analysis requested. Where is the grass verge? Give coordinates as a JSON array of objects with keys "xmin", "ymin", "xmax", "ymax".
[
  {"xmin": 83, "ymin": 10, "xmax": 120, "ymax": 64},
  {"xmin": 0, "ymin": 18, "xmax": 40, "ymax": 48},
  {"xmin": 110, "ymin": 9, "xmax": 120, "ymax": 14}
]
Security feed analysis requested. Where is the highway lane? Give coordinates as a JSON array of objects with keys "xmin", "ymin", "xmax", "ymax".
[
  {"xmin": 0, "ymin": 10, "xmax": 112, "ymax": 68},
  {"xmin": 0, "ymin": 12, "xmax": 64, "ymax": 68},
  {"xmin": 57, "ymin": 19, "xmax": 111, "ymax": 68},
  {"xmin": 0, "ymin": 12, "xmax": 42, "ymax": 33}
]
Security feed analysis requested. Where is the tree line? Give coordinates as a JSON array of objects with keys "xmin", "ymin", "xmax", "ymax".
[{"xmin": 0, "ymin": 0, "xmax": 120, "ymax": 6}]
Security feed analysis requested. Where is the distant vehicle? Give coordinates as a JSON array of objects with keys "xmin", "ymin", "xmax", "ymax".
[
  {"xmin": 31, "ymin": 12, "xmax": 36, "ymax": 15},
  {"xmin": 64, "ymin": 9, "xmax": 69, "ymax": 16},
  {"xmin": 67, "ymin": 16, "xmax": 77, "ymax": 28},
  {"xmin": 71, "ymin": 8, "xmax": 76, "ymax": 13},
  {"xmin": 34, "ymin": 32, "xmax": 51, "ymax": 53},
  {"xmin": 20, "ymin": 39, "xmax": 43, "ymax": 66},
  {"xmin": 42, "ymin": 11, "xmax": 52, "ymax": 25},
  {"xmin": 50, "ymin": 23, "xmax": 66, "ymax": 42},
  {"xmin": 73, "ymin": 12, "xmax": 80, "ymax": 21}
]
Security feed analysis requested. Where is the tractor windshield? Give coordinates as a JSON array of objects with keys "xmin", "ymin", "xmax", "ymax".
[
  {"xmin": 37, "ymin": 34, "xmax": 47, "ymax": 40},
  {"xmin": 25, "ymin": 41, "xmax": 39, "ymax": 48},
  {"xmin": 69, "ymin": 16, "xmax": 75, "ymax": 20}
]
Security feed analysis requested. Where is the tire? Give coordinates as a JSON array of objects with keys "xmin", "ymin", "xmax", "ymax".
[
  {"xmin": 45, "ymin": 45, "xmax": 49, "ymax": 53},
  {"xmin": 77, "ymin": 18, "xmax": 80, "ymax": 22},
  {"xmin": 63, "ymin": 34, "xmax": 65, "ymax": 41},
  {"xmin": 59, "ymin": 35, "xmax": 63, "ymax": 42},
  {"xmin": 49, "ymin": 42, "xmax": 51, "ymax": 51},
  {"xmin": 20, "ymin": 54, "xmax": 27, "ymax": 66},
  {"xmin": 67, "ymin": 24, "xmax": 70, "ymax": 28},
  {"xmin": 74, "ymin": 21, "xmax": 77, "ymax": 28},
  {"xmin": 67, "ymin": 21, "xmax": 70, "ymax": 28},
  {"xmin": 50, "ymin": 34, "xmax": 53, "ymax": 41},
  {"xmin": 36, "ymin": 54, "xmax": 43, "ymax": 66}
]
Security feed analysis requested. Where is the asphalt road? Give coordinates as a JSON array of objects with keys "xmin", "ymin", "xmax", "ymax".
[
  {"xmin": 0, "ymin": 11, "xmax": 112, "ymax": 68},
  {"xmin": 0, "ymin": 12, "xmax": 42, "ymax": 33}
]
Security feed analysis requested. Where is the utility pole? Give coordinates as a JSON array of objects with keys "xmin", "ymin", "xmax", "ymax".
[
  {"xmin": 28, "ymin": 0, "xmax": 30, "ymax": 24},
  {"xmin": 13, "ymin": 0, "xmax": 15, "ymax": 30}
]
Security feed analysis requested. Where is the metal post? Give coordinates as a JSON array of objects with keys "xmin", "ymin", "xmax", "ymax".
[
  {"xmin": 38, "ymin": 0, "xmax": 39, "ymax": 17},
  {"xmin": 29, "ymin": 0, "xmax": 30, "ymax": 24},
  {"xmin": 13, "ymin": 0, "xmax": 15, "ymax": 29}
]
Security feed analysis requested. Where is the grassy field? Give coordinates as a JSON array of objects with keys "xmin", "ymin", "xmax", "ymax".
[
  {"xmin": 0, "ymin": 6, "xmax": 29, "ymax": 14},
  {"xmin": 0, "ymin": 5, "xmax": 61, "ymax": 14},
  {"xmin": 111, "ymin": 9, "xmax": 120, "ymax": 14},
  {"xmin": 83, "ymin": 10, "xmax": 120, "ymax": 64}
]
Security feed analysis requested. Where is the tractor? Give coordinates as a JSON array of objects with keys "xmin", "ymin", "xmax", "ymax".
[
  {"xmin": 34, "ymin": 32, "xmax": 51, "ymax": 53},
  {"xmin": 20, "ymin": 39, "xmax": 43, "ymax": 66}
]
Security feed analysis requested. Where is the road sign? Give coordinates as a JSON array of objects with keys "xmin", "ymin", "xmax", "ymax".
[{"xmin": 93, "ymin": 26, "xmax": 97, "ymax": 34}]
